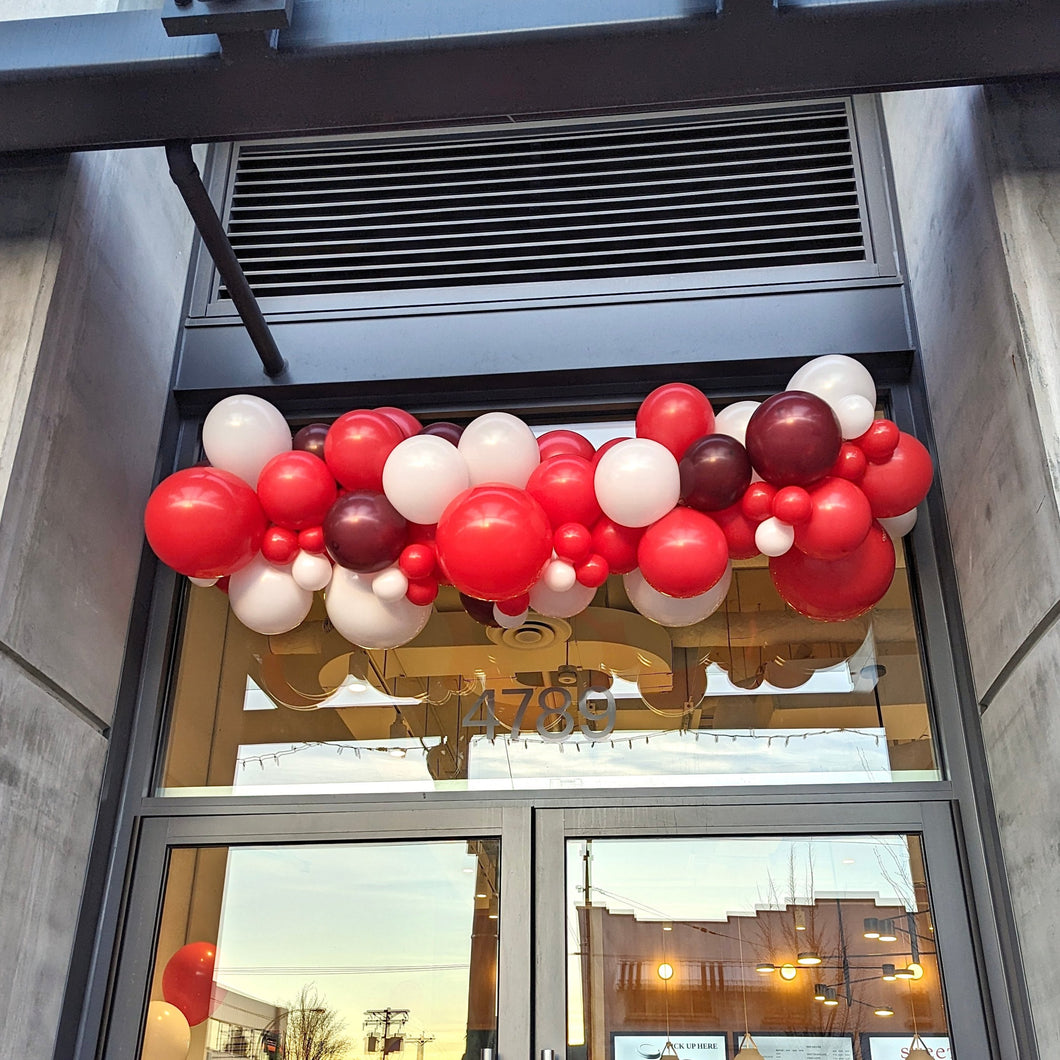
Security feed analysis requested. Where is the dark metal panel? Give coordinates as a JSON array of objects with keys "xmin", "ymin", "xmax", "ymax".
[{"xmin": 0, "ymin": 2, "xmax": 1057, "ymax": 153}]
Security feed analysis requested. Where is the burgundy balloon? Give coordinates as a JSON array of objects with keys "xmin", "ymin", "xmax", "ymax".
[
  {"xmin": 293, "ymin": 423, "xmax": 330, "ymax": 460},
  {"xmin": 460, "ymin": 592, "xmax": 502, "ymax": 628},
  {"xmin": 420, "ymin": 421, "xmax": 465, "ymax": 446},
  {"xmin": 323, "ymin": 490, "xmax": 407, "ymax": 572},
  {"xmin": 679, "ymin": 434, "xmax": 753, "ymax": 512},
  {"xmin": 744, "ymin": 391, "xmax": 842, "ymax": 487}
]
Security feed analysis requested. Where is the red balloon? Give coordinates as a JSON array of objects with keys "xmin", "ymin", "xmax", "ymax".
[
  {"xmin": 375, "ymin": 406, "xmax": 422, "ymax": 439},
  {"xmin": 537, "ymin": 429, "xmax": 596, "ymax": 462},
  {"xmin": 162, "ymin": 941, "xmax": 219, "ymax": 1027},
  {"xmin": 419, "ymin": 421, "xmax": 464, "ymax": 446},
  {"xmin": 636, "ymin": 383, "xmax": 715, "ymax": 461},
  {"xmin": 592, "ymin": 437, "xmax": 631, "ymax": 468},
  {"xmin": 794, "ymin": 477, "xmax": 873, "ymax": 560},
  {"xmin": 712, "ymin": 503, "xmax": 760, "ymax": 560},
  {"xmin": 591, "ymin": 517, "xmax": 643, "ymax": 574},
  {"xmin": 399, "ymin": 543, "xmax": 436, "ymax": 580},
  {"xmin": 554, "ymin": 522, "xmax": 593, "ymax": 564},
  {"xmin": 679, "ymin": 434, "xmax": 753, "ymax": 512},
  {"xmin": 525, "ymin": 455, "xmax": 602, "ymax": 529},
  {"xmin": 323, "ymin": 491, "xmax": 407, "ymax": 572},
  {"xmin": 256, "ymin": 450, "xmax": 338, "ymax": 530},
  {"xmin": 324, "ymin": 410, "xmax": 404, "ymax": 491},
  {"xmin": 856, "ymin": 419, "xmax": 901, "ymax": 463},
  {"xmin": 292, "ymin": 423, "xmax": 330, "ymax": 459},
  {"xmin": 740, "ymin": 481, "xmax": 777, "ymax": 523},
  {"xmin": 576, "ymin": 553, "xmax": 610, "ymax": 588},
  {"xmin": 831, "ymin": 442, "xmax": 868, "ymax": 482},
  {"xmin": 145, "ymin": 467, "xmax": 266, "ymax": 579},
  {"xmin": 773, "ymin": 486, "xmax": 812, "ymax": 525},
  {"xmin": 436, "ymin": 486, "xmax": 553, "ymax": 600},
  {"xmin": 770, "ymin": 523, "xmax": 896, "ymax": 621},
  {"xmin": 406, "ymin": 576, "xmax": 439, "ymax": 606},
  {"xmin": 298, "ymin": 526, "xmax": 325, "ymax": 554},
  {"xmin": 497, "ymin": 593, "xmax": 530, "ymax": 617},
  {"xmin": 637, "ymin": 508, "xmax": 728, "ymax": 598},
  {"xmin": 859, "ymin": 433, "xmax": 934, "ymax": 517},
  {"xmin": 745, "ymin": 391, "xmax": 842, "ymax": 487},
  {"xmin": 261, "ymin": 526, "xmax": 299, "ymax": 564}
]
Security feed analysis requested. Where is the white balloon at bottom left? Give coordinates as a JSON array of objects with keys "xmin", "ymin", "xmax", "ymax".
[
  {"xmin": 326, "ymin": 566, "xmax": 433, "ymax": 649},
  {"xmin": 228, "ymin": 553, "xmax": 314, "ymax": 635},
  {"xmin": 142, "ymin": 1001, "xmax": 190, "ymax": 1060}
]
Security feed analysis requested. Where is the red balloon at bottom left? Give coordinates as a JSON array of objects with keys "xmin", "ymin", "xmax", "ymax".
[{"xmin": 162, "ymin": 941, "xmax": 223, "ymax": 1027}]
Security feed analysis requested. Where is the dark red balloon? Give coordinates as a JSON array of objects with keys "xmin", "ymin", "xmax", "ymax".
[
  {"xmin": 679, "ymin": 434, "xmax": 753, "ymax": 512},
  {"xmin": 745, "ymin": 391, "xmax": 842, "ymax": 487},
  {"xmin": 293, "ymin": 422, "xmax": 330, "ymax": 459},
  {"xmin": 537, "ymin": 429, "xmax": 596, "ymax": 462},
  {"xmin": 161, "ymin": 941, "xmax": 219, "ymax": 1027},
  {"xmin": 770, "ymin": 523, "xmax": 896, "ymax": 621},
  {"xmin": 419, "ymin": 421, "xmax": 464, "ymax": 446},
  {"xmin": 793, "ymin": 477, "xmax": 873, "ymax": 559},
  {"xmin": 256, "ymin": 450, "xmax": 338, "ymax": 530},
  {"xmin": 636, "ymin": 383, "xmax": 715, "ymax": 460},
  {"xmin": 637, "ymin": 508, "xmax": 728, "ymax": 598},
  {"xmin": 323, "ymin": 490, "xmax": 407, "ymax": 572},
  {"xmin": 460, "ymin": 592, "xmax": 501, "ymax": 627},
  {"xmin": 436, "ymin": 485, "xmax": 552, "ymax": 600},
  {"xmin": 591, "ymin": 517, "xmax": 643, "ymax": 574},
  {"xmin": 324, "ymin": 410, "xmax": 404, "ymax": 491},
  {"xmin": 713, "ymin": 503, "xmax": 760, "ymax": 560},
  {"xmin": 859, "ymin": 433, "xmax": 934, "ymax": 518},
  {"xmin": 526, "ymin": 455, "xmax": 602, "ymax": 530},
  {"xmin": 145, "ymin": 467, "xmax": 266, "ymax": 579}
]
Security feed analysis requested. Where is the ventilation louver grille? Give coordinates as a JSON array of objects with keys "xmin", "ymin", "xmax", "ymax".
[{"xmin": 222, "ymin": 104, "xmax": 868, "ymax": 301}]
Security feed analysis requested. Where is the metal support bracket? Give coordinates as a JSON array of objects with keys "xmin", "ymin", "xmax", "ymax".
[{"xmin": 161, "ymin": 0, "xmax": 293, "ymax": 57}]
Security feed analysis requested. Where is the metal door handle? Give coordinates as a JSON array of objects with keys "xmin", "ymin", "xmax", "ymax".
[
  {"xmin": 480, "ymin": 1050, "xmax": 494, "ymax": 1060},
  {"xmin": 541, "ymin": 1051, "xmax": 557, "ymax": 1060}
]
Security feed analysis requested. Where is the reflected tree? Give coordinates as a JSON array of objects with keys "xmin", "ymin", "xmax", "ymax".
[{"xmin": 279, "ymin": 984, "xmax": 352, "ymax": 1060}]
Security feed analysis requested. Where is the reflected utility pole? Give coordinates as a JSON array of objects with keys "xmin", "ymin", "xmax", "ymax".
[{"xmin": 364, "ymin": 1008, "xmax": 410, "ymax": 1058}]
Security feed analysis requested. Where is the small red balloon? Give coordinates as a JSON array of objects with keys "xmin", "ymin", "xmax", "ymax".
[
  {"xmin": 831, "ymin": 442, "xmax": 868, "ymax": 482},
  {"xmin": 261, "ymin": 526, "xmax": 299, "ymax": 564},
  {"xmin": 740, "ymin": 481, "xmax": 778, "ymax": 523},
  {"xmin": 856, "ymin": 419, "xmax": 901, "ymax": 463},
  {"xmin": 793, "ymin": 477, "xmax": 873, "ymax": 560},
  {"xmin": 538, "ymin": 429, "xmax": 596, "ymax": 462},
  {"xmin": 399, "ymin": 543, "xmax": 437, "ymax": 580},
  {"xmin": 591, "ymin": 517, "xmax": 643, "ymax": 574},
  {"xmin": 637, "ymin": 508, "xmax": 728, "ymax": 598},
  {"xmin": 375, "ymin": 406, "xmax": 422, "ymax": 439},
  {"xmin": 554, "ymin": 522, "xmax": 593, "ymax": 564},
  {"xmin": 576, "ymin": 554, "xmax": 610, "ymax": 588},
  {"xmin": 406, "ymin": 576, "xmax": 439, "ymax": 606},
  {"xmin": 256, "ymin": 450, "xmax": 338, "ymax": 530},
  {"xmin": 324, "ymin": 410, "xmax": 404, "ymax": 492},
  {"xmin": 525, "ymin": 454, "xmax": 602, "ymax": 529},
  {"xmin": 636, "ymin": 383, "xmax": 715, "ymax": 461},
  {"xmin": 161, "ymin": 941, "xmax": 219, "ymax": 1027},
  {"xmin": 712, "ymin": 503, "xmax": 760, "ymax": 560},
  {"xmin": 859, "ymin": 433, "xmax": 934, "ymax": 518},
  {"xmin": 298, "ymin": 526, "xmax": 325, "ymax": 554},
  {"xmin": 497, "ymin": 593, "xmax": 530, "ymax": 617},
  {"xmin": 773, "ymin": 486, "xmax": 813, "ymax": 526}
]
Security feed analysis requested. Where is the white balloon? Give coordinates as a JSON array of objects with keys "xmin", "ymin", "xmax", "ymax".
[
  {"xmin": 713, "ymin": 400, "xmax": 761, "ymax": 447},
  {"xmin": 787, "ymin": 354, "xmax": 877, "ymax": 414},
  {"xmin": 229, "ymin": 554, "xmax": 313, "ymax": 635},
  {"xmin": 383, "ymin": 434, "xmax": 471, "ymax": 523},
  {"xmin": 834, "ymin": 393, "xmax": 876, "ymax": 440},
  {"xmin": 326, "ymin": 567, "xmax": 432, "ymax": 649},
  {"xmin": 594, "ymin": 438, "xmax": 681, "ymax": 528},
  {"xmin": 529, "ymin": 576, "xmax": 598, "ymax": 618},
  {"xmin": 372, "ymin": 565, "xmax": 410, "ymax": 602},
  {"xmin": 543, "ymin": 558, "xmax": 577, "ymax": 593},
  {"xmin": 755, "ymin": 516, "xmax": 795, "ymax": 557},
  {"xmin": 202, "ymin": 394, "xmax": 292, "ymax": 487},
  {"xmin": 458, "ymin": 412, "xmax": 541, "ymax": 488},
  {"xmin": 879, "ymin": 507, "xmax": 918, "ymax": 539},
  {"xmin": 624, "ymin": 564, "xmax": 732, "ymax": 627},
  {"xmin": 494, "ymin": 604, "xmax": 529, "ymax": 629},
  {"xmin": 143, "ymin": 1001, "xmax": 191, "ymax": 1060},
  {"xmin": 188, "ymin": 576, "xmax": 218, "ymax": 588},
  {"xmin": 291, "ymin": 550, "xmax": 333, "ymax": 592}
]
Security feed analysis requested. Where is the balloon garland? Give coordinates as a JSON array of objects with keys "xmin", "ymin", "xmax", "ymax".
[{"xmin": 144, "ymin": 356, "xmax": 933, "ymax": 649}]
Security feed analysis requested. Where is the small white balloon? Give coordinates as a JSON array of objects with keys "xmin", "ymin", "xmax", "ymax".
[
  {"xmin": 143, "ymin": 1001, "xmax": 191, "ymax": 1060},
  {"xmin": 787, "ymin": 354, "xmax": 877, "ymax": 414},
  {"xmin": 543, "ymin": 558, "xmax": 577, "ymax": 593},
  {"xmin": 879, "ymin": 507, "xmax": 919, "ymax": 539},
  {"xmin": 624, "ymin": 563, "xmax": 732, "ymax": 627},
  {"xmin": 494, "ymin": 604, "xmax": 529, "ymax": 629},
  {"xmin": 291, "ymin": 550, "xmax": 333, "ymax": 592},
  {"xmin": 228, "ymin": 553, "xmax": 313, "ymax": 635},
  {"xmin": 529, "ymin": 577, "xmax": 598, "ymax": 619},
  {"xmin": 594, "ymin": 438, "xmax": 681, "ymax": 528},
  {"xmin": 326, "ymin": 567, "xmax": 432, "ymax": 649},
  {"xmin": 188, "ymin": 576, "xmax": 218, "ymax": 588},
  {"xmin": 458, "ymin": 411, "xmax": 541, "ymax": 488},
  {"xmin": 755, "ymin": 517, "xmax": 795, "ymax": 557},
  {"xmin": 834, "ymin": 393, "xmax": 876, "ymax": 440},
  {"xmin": 713, "ymin": 400, "xmax": 761, "ymax": 447},
  {"xmin": 202, "ymin": 394, "xmax": 292, "ymax": 487},
  {"xmin": 382, "ymin": 434, "xmax": 471, "ymax": 524},
  {"xmin": 373, "ymin": 565, "xmax": 410, "ymax": 602}
]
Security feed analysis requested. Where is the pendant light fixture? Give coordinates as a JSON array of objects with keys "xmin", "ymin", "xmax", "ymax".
[{"xmin": 735, "ymin": 921, "xmax": 764, "ymax": 1060}]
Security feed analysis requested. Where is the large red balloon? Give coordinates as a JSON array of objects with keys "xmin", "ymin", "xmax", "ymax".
[
  {"xmin": 679, "ymin": 434, "xmax": 753, "ymax": 512},
  {"xmin": 591, "ymin": 517, "xmax": 643, "ymax": 574},
  {"xmin": 745, "ymin": 391, "xmax": 842, "ymax": 487},
  {"xmin": 323, "ymin": 490, "xmax": 407, "ymax": 571},
  {"xmin": 145, "ymin": 467, "xmax": 265, "ymax": 579},
  {"xmin": 537, "ymin": 429, "xmax": 596, "ymax": 462},
  {"xmin": 770, "ymin": 523, "xmax": 896, "ymax": 621},
  {"xmin": 161, "ymin": 941, "xmax": 219, "ymax": 1027},
  {"xmin": 859, "ymin": 433, "xmax": 934, "ymax": 518},
  {"xmin": 436, "ymin": 486, "xmax": 553, "ymax": 600},
  {"xmin": 324, "ymin": 410, "xmax": 404, "ymax": 491},
  {"xmin": 256, "ymin": 450, "xmax": 338, "ymax": 530},
  {"xmin": 525, "ymin": 455, "xmax": 602, "ymax": 529},
  {"xmin": 636, "ymin": 383, "xmax": 715, "ymax": 461},
  {"xmin": 637, "ymin": 508, "xmax": 728, "ymax": 598},
  {"xmin": 793, "ymin": 477, "xmax": 873, "ymax": 560}
]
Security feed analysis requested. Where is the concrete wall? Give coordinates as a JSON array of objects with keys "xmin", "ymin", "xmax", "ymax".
[
  {"xmin": 882, "ymin": 81, "xmax": 1060, "ymax": 1053},
  {"xmin": 0, "ymin": 146, "xmax": 192, "ymax": 1060}
]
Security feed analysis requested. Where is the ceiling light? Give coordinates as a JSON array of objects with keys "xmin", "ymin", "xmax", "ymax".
[
  {"xmin": 797, "ymin": 952, "xmax": 822, "ymax": 966},
  {"xmin": 895, "ymin": 966, "xmax": 916, "ymax": 980},
  {"xmin": 823, "ymin": 987, "xmax": 839, "ymax": 1006},
  {"xmin": 813, "ymin": 984, "xmax": 827, "ymax": 1001},
  {"xmin": 387, "ymin": 747, "xmax": 407, "ymax": 758},
  {"xmin": 874, "ymin": 1006, "xmax": 895, "ymax": 1017},
  {"xmin": 906, "ymin": 962, "xmax": 925, "ymax": 980},
  {"xmin": 863, "ymin": 918, "xmax": 880, "ymax": 939},
  {"xmin": 779, "ymin": 964, "xmax": 798, "ymax": 981},
  {"xmin": 755, "ymin": 963, "xmax": 775, "ymax": 974},
  {"xmin": 882, "ymin": 964, "xmax": 897, "ymax": 982},
  {"xmin": 657, "ymin": 963, "xmax": 674, "ymax": 981},
  {"xmin": 878, "ymin": 919, "xmax": 898, "ymax": 942}
]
